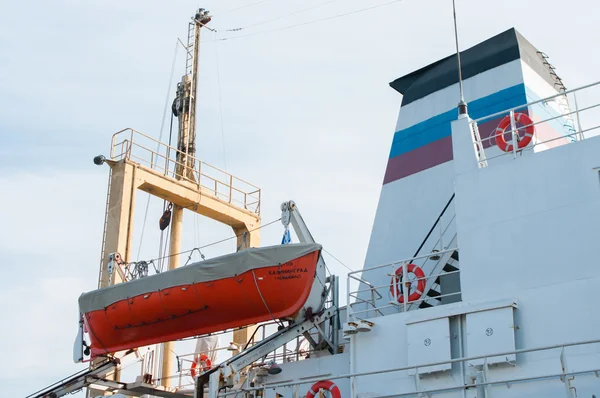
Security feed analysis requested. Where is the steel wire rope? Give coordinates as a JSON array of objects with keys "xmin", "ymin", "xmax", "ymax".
[
  {"xmin": 160, "ymin": 224, "xmax": 171, "ymax": 273},
  {"xmin": 136, "ymin": 40, "xmax": 179, "ymax": 260},
  {"xmin": 219, "ymin": 0, "xmax": 273, "ymax": 15},
  {"xmin": 211, "ymin": 30, "xmax": 236, "ymax": 252},
  {"xmin": 213, "ymin": 0, "xmax": 408, "ymax": 41},
  {"xmin": 222, "ymin": 0, "xmax": 341, "ymax": 32},
  {"xmin": 323, "ymin": 248, "xmax": 354, "ymax": 272},
  {"xmin": 158, "ymin": 108, "xmax": 177, "ymax": 273},
  {"xmin": 126, "ymin": 217, "xmax": 282, "ymax": 267},
  {"xmin": 252, "ymin": 269, "xmax": 285, "ymax": 327}
]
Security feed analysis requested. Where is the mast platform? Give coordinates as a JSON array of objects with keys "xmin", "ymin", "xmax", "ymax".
[
  {"xmin": 89, "ymin": 126, "xmax": 262, "ymax": 394},
  {"xmin": 111, "ymin": 128, "xmax": 260, "ymax": 232},
  {"xmin": 99, "ymin": 127, "xmax": 261, "ymax": 286}
]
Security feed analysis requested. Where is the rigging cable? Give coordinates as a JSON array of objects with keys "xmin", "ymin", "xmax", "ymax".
[
  {"xmin": 156, "ymin": 113, "xmax": 176, "ymax": 273},
  {"xmin": 217, "ymin": 0, "xmax": 408, "ymax": 41},
  {"xmin": 220, "ymin": 0, "xmax": 273, "ymax": 15},
  {"xmin": 214, "ymin": 31, "xmax": 228, "ymax": 171},
  {"xmin": 136, "ymin": 40, "xmax": 179, "ymax": 259},
  {"xmin": 126, "ymin": 218, "xmax": 282, "ymax": 268},
  {"xmin": 223, "ymin": 0, "xmax": 341, "ymax": 32},
  {"xmin": 212, "ymin": 30, "xmax": 237, "ymax": 251},
  {"xmin": 323, "ymin": 248, "xmax": 354, "ymax": 272}
]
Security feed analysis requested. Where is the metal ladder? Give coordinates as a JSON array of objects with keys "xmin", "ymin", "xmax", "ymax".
[
  {"xmin": 97, "ymin": 168, "xmax": 113, "ymax": 288},
  {"xmin": 407, "ymin": 234, "xmax": 460, "ymax": 310},
  {"xmin": 538, "ymin": 51, "xmax": 578, "ymax": 142},
  {"xmin": 185, "ymin": 22, "xmax": 195, "ymax": 77}
]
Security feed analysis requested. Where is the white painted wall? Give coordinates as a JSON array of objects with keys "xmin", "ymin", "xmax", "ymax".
[
  {"xmin": 521, "ymin": 61, "xmax": 563, "ymax": 102},
  {"xmin": 449, "ymin": 117, "xmax": 600, "ymax": 395},
  {"xmin": 364, "ymin": 162, "xmax": 456, "ymax": 268},
  {"xmin": 454, "ymin": 134, "xmax": 600, "ymax": 301},
  {"xmin": 357, "ymin": 162, "xmax": 456, "ymax": 314},
  {"xmin": 336, "ymin": 296, "xmax": 600, "ymax": 398}
]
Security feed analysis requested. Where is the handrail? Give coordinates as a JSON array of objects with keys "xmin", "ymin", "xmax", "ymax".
[
  {"xmin": 217, "ymin": 337, "xmax": 600, "ymax": 396},
  {"xmin": 348, "ymin": 247, "xmax": 457, "ymax": 278},
  {"xmin": 474, "ymin": 102, "xmax": 600, "ymax": 148},
  {"xmin": 346, "ymin": 247, "xmax": 459, "ymax": 320},
  {"xmin": 412, "ymin": 193, "xmax": 455, "ymax": 258},
  {"xmin": 111, "ymin": 128, "xmax": 260, "ymax": 188},
  {"xmin": 466, "ymin": 80, "xmax": 600, "ymax": 168},
  {"xmin": 108, "ymin": 128, "xmax": 261, "ymax": 213},
  {"xmin": 472, "ymin": 79, "xmax": 600, "ymax": 124}
]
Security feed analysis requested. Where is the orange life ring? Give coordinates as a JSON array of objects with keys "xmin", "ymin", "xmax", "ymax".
[
  {"xmin": 495, "ymin": 113, "xmax": 535, "ymax": 152},
  {"xmin": 390, "ymin": 263, "xmax": 426, "ymax": 304},
  {"xmin": 190, "ymin": 354, "xmax": 212, "ymax": 378},
  {"xmin": 306, "ymin": 380, "xmax": 341, "ymax": 398}
]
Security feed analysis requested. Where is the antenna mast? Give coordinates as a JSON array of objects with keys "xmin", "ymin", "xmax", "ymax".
[
  {"xmin": 452, "ymin": 0, "xmax": 467, "ymax": 116},
  {"xmin": 173, "ymin": 8, "xmax": 212, "ymax": 181},
  {"xmin": 162, "ymin": 8, "xmax": 212, "ymax": 388}
]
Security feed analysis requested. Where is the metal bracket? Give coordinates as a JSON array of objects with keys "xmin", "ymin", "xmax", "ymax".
[
  {"xmin": 560, "ymin": 347, "xmax": 577, "ymax": 398},
  {"xmin": 206, "ymin": 307, "xmax": 337, "ymax": 398}
]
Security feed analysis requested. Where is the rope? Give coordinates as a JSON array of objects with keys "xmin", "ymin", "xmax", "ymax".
[
  {"xmin": 323, "ymin": 248, "xmax": 354, "ymax": 272},
  {"xmin": 125, "ymin": 218, "xmax": 282, "ymax": 268},
  {"xmin": 184, "ymin": 248, "xmax": 206, "ymax": 266},
  {"xmin": 219, "ymin": 0, "xmax": 273, "ymax": 15},
  {"xmin": 214, "ymin": 0, "xmax": 408, "ymax": 42},
  {"xmin": 223, "ymin": 0, "xmax": 341, "ymax": 32},
  {"xmin": 214, "ymin": 32, "xmax": 228, "ymax": 171},
  {"xmin": 160, "ymin": 223, "xmax": 171, "ymax": 273},
  {"xmin": 159, "ymin": 103, "xmax": 176, "ymax": 273},
  {"xmin": 252, "ymin": 269, "xmax": 284, "ymax": 327},
  {"xmin": 136, "ymin": 40, "xmax": 179, "ymax": 259}
]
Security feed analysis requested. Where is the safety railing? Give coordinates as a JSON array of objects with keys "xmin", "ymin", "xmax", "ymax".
[
  {"xmin": 218, "ymin": 338, "xmax": 600, "ymax": 398},
  {"xmin": 347, "ymin": 200, "xmax": 458, "ymax": 321},
  {"xmin": 347, "ymin": 247, "xmax": 460, "ymax": 322},
  {"xmin": 469, "ymin": 80, "xmax": 600, "ymax": 165},
  {"xmin": 110, "ymin": 128, "xmax": 261, "ymax": 213},
  {"xmin": 170, "ymin": 322, "xmax": 346, "ymax": 391}
]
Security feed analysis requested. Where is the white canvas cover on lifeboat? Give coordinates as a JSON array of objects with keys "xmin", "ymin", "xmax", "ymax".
[{"xmin": 79, "ymin": 243, "xmax": 322, "ymax": 314}]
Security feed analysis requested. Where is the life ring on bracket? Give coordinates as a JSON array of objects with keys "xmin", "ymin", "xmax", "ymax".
[
  {"xmin": 494, "ymin": 113, "xmax": 535, "ymax": 152},
  {"xmin": 390, "ymin": 263, "xmax": 426, "ymax": 304},
  {"xmin": 306, "ymin": 380, "xmax": 341, "ymax": 398},
  {"xmin": 190, "ymin": 353, "xmax": 212, "ymax": 378}
]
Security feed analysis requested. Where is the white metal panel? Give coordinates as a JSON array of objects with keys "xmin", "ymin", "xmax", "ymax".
[
  {"xmin": 407, "ymin": 317, "xmax": 452, "ymax": 375},
  {"xmin": 466, "ymin": 307, "xmax": 516, "ymax": 366}
]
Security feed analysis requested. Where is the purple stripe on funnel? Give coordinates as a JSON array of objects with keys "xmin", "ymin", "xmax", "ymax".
[
  {"xmin": 383, "ymin": 136, "xmax": 453, "ymax": 184},
  {"xmin": 382, "ymin": 109, "xmax": 570, "ymax": 186}
]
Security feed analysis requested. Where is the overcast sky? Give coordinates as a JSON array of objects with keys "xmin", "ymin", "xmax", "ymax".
[{"xmin": 1, "ymin": 0, "xmax": 598, "ymax": 396}]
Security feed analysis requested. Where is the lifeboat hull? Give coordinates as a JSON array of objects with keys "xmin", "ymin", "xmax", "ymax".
[{"xmin": 79, "ymin": 243, "xmax": 322, "ymax": 357}]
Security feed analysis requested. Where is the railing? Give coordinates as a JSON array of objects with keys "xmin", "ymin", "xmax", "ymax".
[
  {"xmin": 170, "ymin": 321, "xmax": 346, "ymax": 391},
  {"xmin": 347, "ymin": 196, "xmax": 458, "ymax": 320},
  {"xmin": 110, "ymin": 128, "xmax": 261, "ymax": 213},
  {"xmin": 469, "ymin": 80, "xmax": 600, "ymax": 164},
  {"xmin": 347, "ymin": 247, "xmax": 460, "ymax": 321},
  {"xmin": 411, "ymin": 194, "xmax": 455, "ymax": 259},
  {"xmin": 218, "ymin": 338, "xmax": 600, "ymax": 398}
]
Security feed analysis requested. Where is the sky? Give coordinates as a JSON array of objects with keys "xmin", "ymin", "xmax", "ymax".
[{"xmin": 1, "ymin": 0, "xmax": 599, "ymax": 396}]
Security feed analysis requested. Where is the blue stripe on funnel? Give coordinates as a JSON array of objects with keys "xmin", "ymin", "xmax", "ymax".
[{"xmin": 389, "ymin": 84, "xmax": 528, "ymax": 159}]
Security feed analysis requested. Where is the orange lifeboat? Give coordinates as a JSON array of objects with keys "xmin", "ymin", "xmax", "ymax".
[{"xmin": 79, "ymin": 243, "xmax": 322, "ymax": 358}]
